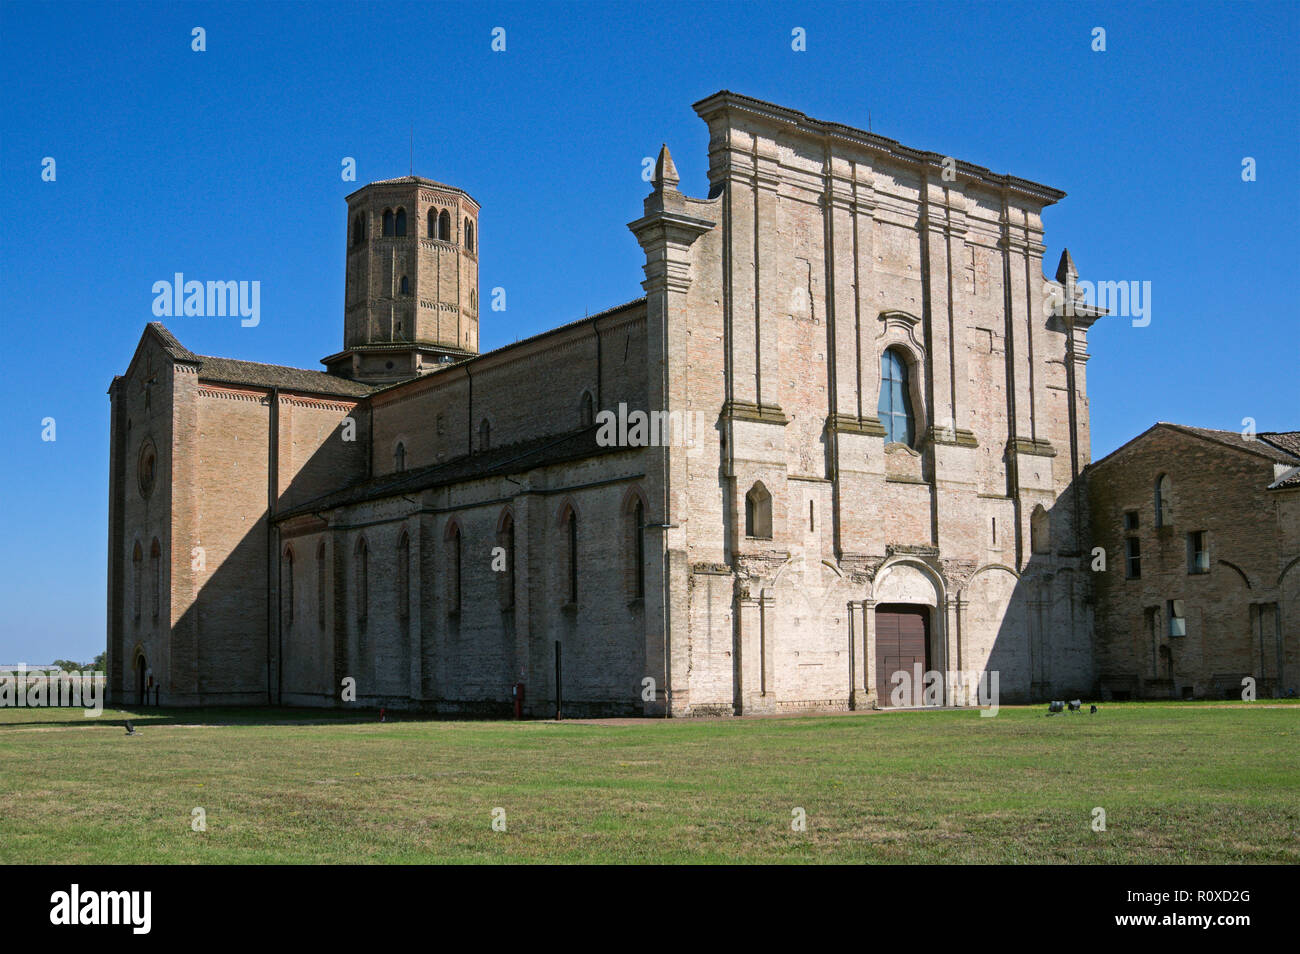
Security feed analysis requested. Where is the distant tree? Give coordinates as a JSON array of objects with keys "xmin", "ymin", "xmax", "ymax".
[
  {"xmin": 51, "ymin": 659, "xmax": 82, "ymax": 672},
  {"xmin": 91, "ymin": 652, "xmax": 105, "ymax": 671}
]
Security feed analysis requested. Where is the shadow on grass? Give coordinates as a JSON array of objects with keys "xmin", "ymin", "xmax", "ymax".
[{"xmin": 0, "ymin": 705, "xmax": 539, "ymax": 730}]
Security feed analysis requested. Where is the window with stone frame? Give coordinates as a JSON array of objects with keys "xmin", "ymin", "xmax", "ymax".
[
  {"xmin": 745, "ymin": 482, "xmax": 772, "ymax": 539},
  {"xmin": 878, "ymin": 347, "xmax": 915, "ymax": 446}
]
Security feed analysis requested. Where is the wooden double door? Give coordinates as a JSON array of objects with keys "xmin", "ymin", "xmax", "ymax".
[{"xmin": 875, "ymin": 604, "xmax": 930, "ymax": 705}]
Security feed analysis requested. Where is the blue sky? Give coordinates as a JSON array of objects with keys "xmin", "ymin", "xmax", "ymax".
[{"xmin": 1, "ymin": 1, "xmax": 1296, "ymax": 661}]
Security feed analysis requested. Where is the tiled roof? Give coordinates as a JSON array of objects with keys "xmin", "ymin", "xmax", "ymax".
[
  {"xmin": 146, "ymin": 322, "xmax": 199, "ymax": 363},
  {"xmin": 1165, "ymin": 424, "xmax": 1300, "ymax": 465},
  {"xmin": 1260, "ymin": 431, "xmax": 1300, "ymax": 459},
  {"xmin": 147, "ymin": 322, "xmax": 373, "ymax": 398},
  {"xmin": 195, "ymin": 355, "xmax": 374, "ymax": 398},
  {"xmin": 278, "ymin": 426, "xmax": 638, "ymax": 519}
]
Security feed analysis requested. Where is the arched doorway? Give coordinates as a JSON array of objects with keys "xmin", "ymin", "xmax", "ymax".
[
  {"xmin": 875, "ymin": 604, "xmax": 931, "ymax": 704},
  {"xmin": 869, "ymin": 559, "xmax": 946, "ymax": 707},
  {"xmin": 135, "ymin": 653, "xmax": 147, "ymax": 707}
]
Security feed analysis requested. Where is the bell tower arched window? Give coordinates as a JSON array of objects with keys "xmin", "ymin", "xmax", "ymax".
[
  {"xmin": 465, "ymin": 218, "xmax": 474, "ymax": 252},
  {"xmin": 427, "ymin": 207, "xmax": 437, "ymax": 238},
  {"xmin": 878, "ymin": 348, "xmax": 915, "ymax": 446},
  {"xmin": 382, "ymin": 209, "xmax": 394, "ymax": 236},
  {"xmin": 438, "ymin": 209, "xmax": 451, "ymax": 241},
  {"xmin": 394, "ymin": 207, "xmax": 406, "ymax": 236}
]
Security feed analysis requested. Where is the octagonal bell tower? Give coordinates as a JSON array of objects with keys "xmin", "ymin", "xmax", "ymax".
[{"xmin": 323, "ymin": 176, "xmax": 480, "ymax": 384}]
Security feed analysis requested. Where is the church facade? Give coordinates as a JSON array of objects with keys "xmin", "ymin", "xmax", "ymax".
[{"xmin": 106, "ymin": 91, "xmax": 1104, "ymax": 715}]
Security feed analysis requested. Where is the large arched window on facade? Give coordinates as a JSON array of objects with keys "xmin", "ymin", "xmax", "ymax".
[
  {"xmin": 878, "ymin": 347, "xmax": 915, "ymax": 446},
  {"xmin": 1155, "ymin": 474, "xmax": 1173, "ymax": 527},
  {"xmin": 745, "ymin": 482, "xmax": 772, "ymax": 539}
]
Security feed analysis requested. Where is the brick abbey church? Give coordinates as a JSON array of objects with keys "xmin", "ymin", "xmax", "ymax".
[{"xmin": 106, "ymin": 92, "xmax": 1298, "ymax": 715}]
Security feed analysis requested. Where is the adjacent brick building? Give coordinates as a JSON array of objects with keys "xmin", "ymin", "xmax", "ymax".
[
  {"xmin": 107, "ymin": 92, "xmax": 1109, "ymax": 714},
  {"xmin": 1087, "ymin": 424, "xmax": 1300, "ymax": 700}
]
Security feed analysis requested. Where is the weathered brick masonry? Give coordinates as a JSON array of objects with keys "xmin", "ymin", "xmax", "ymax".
[
  {"xmin": 1087, "ymin": 424, "xmax": 1300, "ymax": 699},
  {"xmin": 108, "ymin": 92, "xmax": 1125, "ymax": 714}
]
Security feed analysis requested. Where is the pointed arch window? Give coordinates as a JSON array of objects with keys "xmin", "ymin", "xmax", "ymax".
[
  {"xmin": 580, "ymin": 391, "xmax": 595, "ymax": 428},
  {"xmin": 354, "ymin": 537, "xmax": 369, "ymax": 631},
  {"xmin": 465, "ymin": 218, "xmax": 475, "ymax": 252},
  {"xmin": 399, "ymin": 275, "xmax": 410, "ymax": 295},
  {"xmin": 745, "ymin": 482, "xmax": 772, "ymax": 539},
  {"xmin": 382, "ymin": 209, "xmax": 394, "ymax": 236},
  {"xmin": 628, "ymin": 496, "xmax": 646, "ymax": 598},
  {"xmin": 561, "ymin": 506, "xmax": 578, "ymax": 604},
  {"xmin": 479, "ymin": 419, "xmax": 491, "ymax": 452},
  {"xmin": 149, "ymin": 538, "xmax": 161, "ymax": 621},
  {"xmin": 498, "ymin": 511, "xmax": 516, "ymax": 610},
  {"xmin": 447, "ymin": 523, "xmax": 462, "ymax": 614},
  {"xmin": 397, "ymin": 532, "xmax": 410, "ymax": 629},
  {"xmin": 427, "ymin": 207, "xmax": 437, "ymax": 238},
  {"xmin": 282, "ymin": 547, "xmax": 295, "ymax": 627},
  {"xmin": 316, "ymin": 542, "xmax": 327, "ymax": 630},
  {"xmin": 878, "ymin": 347, "xmax": 915, "ymax": 446},
  {"xmin": 438, "ymin": 209, "xmax": 451, "ymax": 241},
  {"xmin": 394, "ymin": 441, "xmax": 406, "ymax": 473},
  {"xmin": 1031, "ymin": 504, "xmax": 1051, "ymax": 554},
  {"xmin": 132, "ymin": 541, "xmax": 143, "ymax": 621},
  {"xmin": 1155, "ymin": 474, "xmax": 1173, "ymax": 527},
  {"xmin": 394, "ymin": 207, "xmax": 407, "ymax": 236}
]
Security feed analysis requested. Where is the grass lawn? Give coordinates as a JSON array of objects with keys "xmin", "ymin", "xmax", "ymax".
[{"xmin": 1, "ymin": 702, "xmax": 1296, "ymax": 864}]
